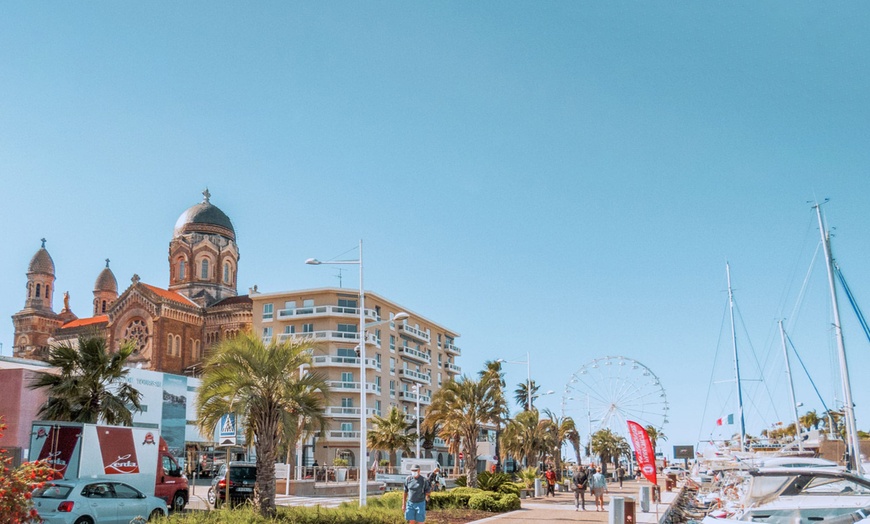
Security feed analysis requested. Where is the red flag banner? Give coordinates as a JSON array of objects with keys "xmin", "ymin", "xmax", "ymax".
[{"xmin": 627, "ymin": 420, "xmax": 657, "ymax": 486}]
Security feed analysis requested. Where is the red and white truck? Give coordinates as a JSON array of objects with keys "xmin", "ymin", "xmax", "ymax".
[{"xmin": 29, "ymin": 421, "xmax": 189, "ymax": 511}]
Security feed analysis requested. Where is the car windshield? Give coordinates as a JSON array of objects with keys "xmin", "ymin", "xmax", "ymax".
[
  {"xmin": 230, "ymin": 467, "xmax": 257, "ymax": 482},
  {"xmin": 33, "ymin": 484, "xmax": 73, "ymax": 499}
]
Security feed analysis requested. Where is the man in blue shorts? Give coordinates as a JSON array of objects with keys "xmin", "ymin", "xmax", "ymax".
[{"xmin": 403, "ymin": 464, "xmax": 431, "ymax": 524}]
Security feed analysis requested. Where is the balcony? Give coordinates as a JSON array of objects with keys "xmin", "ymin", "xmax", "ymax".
[
  {"xmin": 419, "ymin": 394, "xmax": 431, "ymax": 405},
  {"xmin": 327, "ymin": 430, "xmax": 361, "ymax": 441},
  {"xmin": 312, "ymin": 355, "xmax": 380, "ymax": 371},
  {"xmin": 404, "ymin": 413, "xmax": 418, "ymax": 424},
  {"xmin": 433, "ymin": 437, "xmax": 447, "ymax": 447},
  {"xmin": 445, "ymin": 362, "xmax": 461, "ymax": 374},
  {"xmin": 398, "ymin": 368, "xmax": 431, "ymax": 384},
  {"xmin": 279, "ymin": 331, "xmax": 379, "ymax": 348},
  {"xmin": 325, "ymin": 406, "xmax": 380, "ymax": 419},
  {"xmin": 399, "ymin": 323, "xmax": 431, "ymax": 344},
  {"xmin": 277, "ymin": 305, "xmax": 378, "ymax": 321},
  {"xmin": 326, "ymin": 381, "xmax": 382, "ymax": 395},
  {"xmin": 445, "ymin": 342, "xmax": 461, "ymax": 356},
  {"xmin": 399, "ymin": 390, "xmax": 431, "ymax": 405},
  {"xmin": 399, "ymin": 346, "xmax": 430, "ymax": 364}
]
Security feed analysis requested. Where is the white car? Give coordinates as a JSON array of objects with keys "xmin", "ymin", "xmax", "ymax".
[
  {"xmin": 663, "ymin": 465, "xmax": 688, "ymax": 475},
  {"xmin": 32, "ymin": 478, "xmax": 168, "ymax": 524}
]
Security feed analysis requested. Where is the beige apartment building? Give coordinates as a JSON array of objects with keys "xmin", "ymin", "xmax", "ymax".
[{"xmin": 250, "ymin": 287, "xmax": 461, "ymax": 469}]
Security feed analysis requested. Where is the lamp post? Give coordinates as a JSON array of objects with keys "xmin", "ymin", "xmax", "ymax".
[
  {"xmin": 497, "ymin": 353, "xmax": 553, "ymax": 411},
  {"xmin": 413, "ymin": 384, "xmax": 421, "ymax": 459},
  {"xmin": 307, "ymin": 241, "xmax": 408, "ymax": 506}
]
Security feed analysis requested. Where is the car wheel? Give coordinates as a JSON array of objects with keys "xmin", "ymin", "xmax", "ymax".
[
  {"xmin": 207, "ymin": 487, "xmax": 215, "ymax": 505},
  {"xmin": 172, "ymin": 491, "xmax": 186, "ymax": 511},
  {"xmin": 74, "ymin": 518, "xmax": 95, "ymax": 524},
  {"xmin": 148, "ymin": 509, "xmax": 164, "ymax": 521}
]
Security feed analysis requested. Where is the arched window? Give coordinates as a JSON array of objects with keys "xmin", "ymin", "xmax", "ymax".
[
  {"xmin": 45, "ymin": 285, "xmax": 50, "ymax": 300},
  {"xmin": 224, "ymin": 263, "xmax": 230, "ymax": 283},
  {"xmin": 175, "ymin": 335, "xmax": 181, "ymax": 356},
  {"xmin": 167, "ymin": 334, "xmax": 174, "ymax": 355},
  {"xmin": 179, "ymin": 259, "xmax": 186, "ymax": 280},
  {"xmin": 35, "ymin": 283, "xmax": 41, "ymax": 298},
  {"xmin": 101, "ymin": 300, "xmax": 107, "ymax": 313},
  {"xmin": 201, "ymin": 259, "xmax": 209, "ymax": 279},
  {"xmin": 27, "ymin": 282, "xmax": 32, "ymax": 297}
]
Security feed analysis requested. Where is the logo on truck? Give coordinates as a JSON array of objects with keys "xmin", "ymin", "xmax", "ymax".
[
  {"xmin": 142, "ymin": 432, "xmax": 156, "ymax": 445},
  {"xmin": 97, "ymin": 426, "xmax": 140, "ymax": 474}
]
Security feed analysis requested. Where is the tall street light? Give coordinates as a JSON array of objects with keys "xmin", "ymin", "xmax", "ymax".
[
  {"xmin": 413, "ymin": 383, "xmax": 421, "ymax": 459},
  {"xmin": 497, "ymin": 353, "xmax": 554, "ymax": 410},
  {"xmin": 306, "ymin": 240, "xmax": 408, "ymax": 506}
]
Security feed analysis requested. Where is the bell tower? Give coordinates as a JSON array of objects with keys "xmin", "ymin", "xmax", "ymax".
[{"xmin": 12, "ymin": 239, "xmax": 63, "ymax": 359}]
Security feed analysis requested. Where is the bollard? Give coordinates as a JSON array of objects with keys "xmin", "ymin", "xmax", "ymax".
[
  {"xmin": 639, "ymin": 485, "xmax": 650, "ymax": 512},
  {"xmin": 609, "ymin": 496, "xmax": 625, "ymax": 524},
  {"xmin": 534, "ymin": 478, "xmax": 543, "ymax": 498}
]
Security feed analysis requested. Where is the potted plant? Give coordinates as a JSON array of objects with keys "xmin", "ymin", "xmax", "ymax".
[{"xmin": 334, "ymin": 457, "xmax": 349, "ymax": 482}]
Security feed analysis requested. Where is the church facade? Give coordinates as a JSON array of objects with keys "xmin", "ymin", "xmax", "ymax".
[{"xmin": 11, "ymin": 191, "xmax": 252, "ymax": 375}]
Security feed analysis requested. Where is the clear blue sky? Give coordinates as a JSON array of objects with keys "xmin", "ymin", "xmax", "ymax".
[{"xmin": 3, "ymin": 2, "xmax": 870, "ymax": 457}]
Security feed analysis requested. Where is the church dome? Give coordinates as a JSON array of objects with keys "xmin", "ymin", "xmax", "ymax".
[
  {"xmin": 173, "ymin": 189, "xmax": 235, "ymax": 241},
  {"xmin": 28, "ymin": 240, "xmax": 55, "ymax": 275},
  {"xmin": 94, "ymin": 260, "xmax": 118, "ymax": 293}
]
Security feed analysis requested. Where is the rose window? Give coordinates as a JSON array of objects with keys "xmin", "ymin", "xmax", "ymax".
[{"xmin": 123, "ymin": 319, "xmax": 150, "ymax": 354}]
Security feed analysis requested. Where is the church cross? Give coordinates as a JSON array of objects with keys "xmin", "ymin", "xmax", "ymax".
[{"xmin": 202, "ymin": 188, "xmax": 211, "ymax": 203}]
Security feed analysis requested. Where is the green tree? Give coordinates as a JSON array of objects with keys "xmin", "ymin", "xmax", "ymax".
[
  {"xmin": 590, "ymin": 428, "xmax": 624, "ymax": 474},
  {"xmin": 367, "ymin": 407, "xmax": 416, "ymax": 468},
  {"xmin": 479, "ymin": 360, "xmax": 509, "ymax": 469},
  {"xmin": 29, "ymin": 334, "xmax": 142, "ymax": 425},
  {"xmin": 800, "ymin": 410, "xmax": 821, "ymax": 430},
  {"xmin": 196, "ymin": 332, "xmax": 327, "ymax": 518},
  {"xmin": 514, "ymin": 380, "xmax": 541, "ymax": 411},
  {"xmin": 423, "ymin": 376, "xmax": 501, "ymax": 488},
  {"xmin": 543, "ymin": 411, "xmax": 578, "ymax": 479},
  {"xmin": 644, "ymin": 425, "xmax": 667, "ymax": 456},
  {"xmin": 501, "ymin": 409, "xmax": 550, "ymax": 468}
]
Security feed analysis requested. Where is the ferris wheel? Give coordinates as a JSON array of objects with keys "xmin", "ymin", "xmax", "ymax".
[{"xmin": 562, "ymin": 356, "xmax": 668, "ymax": 439}]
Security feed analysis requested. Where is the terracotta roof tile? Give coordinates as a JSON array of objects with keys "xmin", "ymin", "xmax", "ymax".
[
  {"xmin": 141, "ymin": 284, "xmax": 199, "ymax": 307},
  {"xmin": 61, "ymin": 315, "xmax": 109, "ymax": 329}
]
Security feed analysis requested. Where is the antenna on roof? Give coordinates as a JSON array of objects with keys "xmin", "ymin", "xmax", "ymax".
[{"xmin": 336, "ymin": 268, "xmax": 346, "ymax": 288}]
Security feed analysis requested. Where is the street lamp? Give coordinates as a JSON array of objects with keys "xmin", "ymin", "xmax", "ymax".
[
  {"xmin": 306, "ymin": 240, "xmax": 408, "ymax": 506},
  {"xmin": 413, "ymin": 384, "xmax": 421, "ymax": 459},
  {"xmin": 497, "ymin": 353, "xmax": 554, "ymax": 411}
]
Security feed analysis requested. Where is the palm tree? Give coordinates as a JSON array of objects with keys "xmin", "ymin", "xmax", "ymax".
[
  {"xmin": 479, "ymin": 360, "xmax": 509, "ymax": 470},
  {"xmin": 29, "ymin": 334, "xmax": 142, "ymax": 425},
  {"xmin": 367, "ymin": 407, "xmax": 416, "ymax": 468},
  {"xmin": 196, "ymin": 332, "xmax": 327, "ymax": 518},
  {"xmin": 566, "ymin": 424, "xmax": 582, "ymax": 465},
  {"xmin": 590, "ymin": 428, "xmax": 622, "ymax": 475},
  {"xmin": 514, "ymin": 379, "xmax": 541, "ymax": 411},
  {"xmin": 645, "ymin": 425, "xmax": 667, "ymax": 456},
  {"xmin": 542, "ymin": 410, "xmax": 577, "ymax": 479},
  {"xmin": 800, "ymin": 410, "xmax": 821, "ymax": 430},
  {"xmin": 501, "ymin": 409, "xmax": 550, "ymax": 468},
  {"xmin": 423, "ymin": 376, "xmax": 501, "ymax": 487}
]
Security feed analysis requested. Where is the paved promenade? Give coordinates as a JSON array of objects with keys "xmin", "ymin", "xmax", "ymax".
[{"xmin": 469, "ymin": 479, "xmax": 678, "ymax": 524}]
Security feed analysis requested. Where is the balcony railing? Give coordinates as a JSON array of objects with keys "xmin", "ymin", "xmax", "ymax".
[
  {"xmin": 399, "ymin": 346, "xmax": 430, "ymax": 364},
  {"xmin": 398, "ymin": 368, "xmax": 431, "ymax": 384},
  {"xmin": 433, "ymin": 437, "xmax": 447, "ymax": 447},
  {"xmin": 445, "ymin": 362, "xmax": 461, "ymax": 374},
  {"xmin": 326, "ymin": 381, "xmax": 382, "ymax": 395},
  {"xmin": 399, "ymin": 324, "xmax": 431, "ymax": 343},
  {"xmin": 325, "ymin": 406, "xmax": 380, "ymax": 418},
  {"xmin": 327, "ymin": 430, "xmax": 361, "ymax": 441},
  {"xmin": 278, "ymin": 331, "xmax": 379, "ymax": 347},
  {"xmin": 445, "ymin": 342, "xmax": 461, "ymax": 356},
  {"xmin": 277, "ymin": 305, "xmax": 378, "ymax": 321},
  {"xmin": 399, "ymin": 390, "xmax": 418, "ymax": 402},
  {"xmin": 312, "ymin": 355, "xmax": 380, "ymax": 370}
]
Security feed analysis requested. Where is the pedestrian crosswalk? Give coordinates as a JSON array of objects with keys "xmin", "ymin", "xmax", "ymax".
[{"xmin": 275, "ymin": 495, "xmax": 356, "ymax": 508}]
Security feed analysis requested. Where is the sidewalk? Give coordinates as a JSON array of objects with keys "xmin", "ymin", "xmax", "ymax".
[{"xmin": 469, "ymin": 479, "xmax": 678, "ymax": 524}]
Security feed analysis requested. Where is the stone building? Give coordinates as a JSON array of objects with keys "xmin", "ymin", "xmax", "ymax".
[{"xmin": 11, "ymin": 190, "xmax": 252, "ymax": 375}]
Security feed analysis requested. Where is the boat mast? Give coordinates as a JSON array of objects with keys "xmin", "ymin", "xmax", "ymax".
[
  {"xmin": 814, "ymin": 203, "xmax": 862, "ymax": 473},
  {"xmin": 726, "ymin": 262, "xmax": 747, "ymax": 452},
  {"xmin": 778, "ymin": 320, "xmax": 803, "ymax": 452}
]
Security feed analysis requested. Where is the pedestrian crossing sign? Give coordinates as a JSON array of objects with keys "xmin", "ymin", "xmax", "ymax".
[{"xmin": 219, "ymin": 414, "xmax": 237, "ymax": 446}]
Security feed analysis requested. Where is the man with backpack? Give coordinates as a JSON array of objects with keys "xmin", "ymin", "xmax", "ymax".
[
  {"xmin": 403, "ymin": 464, "xmax": 431, "ymax": 524},
  {"xmin": 572, "ymin": 465, "xmax": 589, "ymax": 511}
]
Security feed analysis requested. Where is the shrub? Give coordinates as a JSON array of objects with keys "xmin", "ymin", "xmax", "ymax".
[
  {"xmin": 497, "ymin": 482, "xmax": 520, "ymax": 496},
  {"xmin": 476, "ymin": 471, "xmax": 512, "ymax": 492},
  {"xmin": 453, "ymin": 475, "xmax": 467, "ymax": 487},
  {"xmin": 468, "ymin": 493, "xmax": 499, "ymax": 512},
  {"xmin": 333, "ymin": 458, "xmax": 349, "ymax": 467},
  {"xmin": 367, "ymin": 491, "xmax": 403, "ymax": 509},
  {"xmin": 448, "ymin": 487, "xmax": 482, "ymax": 507},
  {"xmin": 427, "ymin": 491, "xmax": 457, "ymax": 510},
  {"xmin": 519, "ymin": 467, "xmax": 539, "ymax": 488},
  {"xmin": 497, "ymin": 493, "xmax": 521, "ymax": 512}
]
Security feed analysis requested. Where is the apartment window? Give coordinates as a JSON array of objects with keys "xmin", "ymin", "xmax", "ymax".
[
  {"xmin": 338, "ymin": 298, "xmax": 357, "ymax": 308},
  {"xmin": 438, "ymin": 334, "xmax": 442, "ymax": 346},
  {"xmin": 337, "ymin": 348, "xmax": 356, "ymax": 358},
  {"xmin": 375, "ymin": 376, "xmax": 381, "ymax": 388},
  {"xmin": 389, "ymin": 380, "xmax": 395, "ymax": 397},
  {"xmin": 263, "ymin": 327, "xmax": 272, "ymax": 338},
  {"xmin": 341, "ymin": 397, "xmax": 353, "ymax": 408},
  {"xmin": 302, "ymin": 323, "xmax": 313, "ymax": 333},
  {"xmin": 337, "ymin": 323, "xmax": 357, "ymax": 333},
  {"xmin": 284, "ymin": 300, "xmax": 296, "ymax": 310},
  {"xmin": 283, "ymin": 325, "xmax": 295, "ymax": 334},
  {"xmin": 438, "ymin": 354, "xmax": 442, "ymax": 367},
  {"xmin": 390, "ymin": 357, "xmax": 395, "ymax": 374},
  {"xmin": 375, "ymin": 400, "xmax": 382, "ymax": 414},
  {"xmin": 303, "ymin": 299, "xmax": 314, "ymax": 308},
  {"xmin": 375, "ymin": 353, "xmax": 381, "ymax": 365},
  {"xmin": 341, "ymin": 372, "xmax": 353, "ymax": 383},
  {"xmin": 375, "ymin": 305, "xmax": 381, "ymax": 319},
  {"xmin": 389, "ymin": 312, "xmax": 395, "ymax": 329},
  {"xmin": 263, "ymin": 303, "xmax": 273, "ymax": 320},
  {"xmin": 438, "ymin": 372, "xmax": 442, "ymax": 386},
  {"xmin": 341, "ymin": 422, "xmax": 353, "ymax": 433},
  {"xmin": 390, "ymin": 335, "xmax": 395, "ymax": 351},
  {"xmin": 375, "ymin": 329, "xmax": 381, "ymax": 345}
]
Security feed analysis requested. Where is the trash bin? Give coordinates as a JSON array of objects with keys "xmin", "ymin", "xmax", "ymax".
[
  {"xmin": 609, "ymin": 496, "xmax": 636, "ymax": 524},
  {"xmin": 624, "ymin": 498, "xmax": 636, "ymax": 524},
  {"xmin": 638, "ymin": 485, "xmax": 650, "ymax": 512},
  {"xmin": 534, "ymin": 478, "xmax": 543, "ymax": 497}
]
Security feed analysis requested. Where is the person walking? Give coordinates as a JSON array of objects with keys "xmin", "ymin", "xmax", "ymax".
[
  {"xmin": 403, "ymin": 464, "xmax": 431, "ymax": 524},
  {"xmin": 427, "ymin": 466, "xmax": 441, "ymax": 492},
  {"xmin": 590, "ymin": 467, "xmax": 608, "ymax": 511},
  {"xmin": 617, "ymin": 465, "xmax": 625, "ymax": 488},
  {"xmin": 572, "ymin": 465, "xmax": 589, "ymax": 511},
  {"xmin": 544, "ymin": 467, "xmax": 557, "ymax": 497}
]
